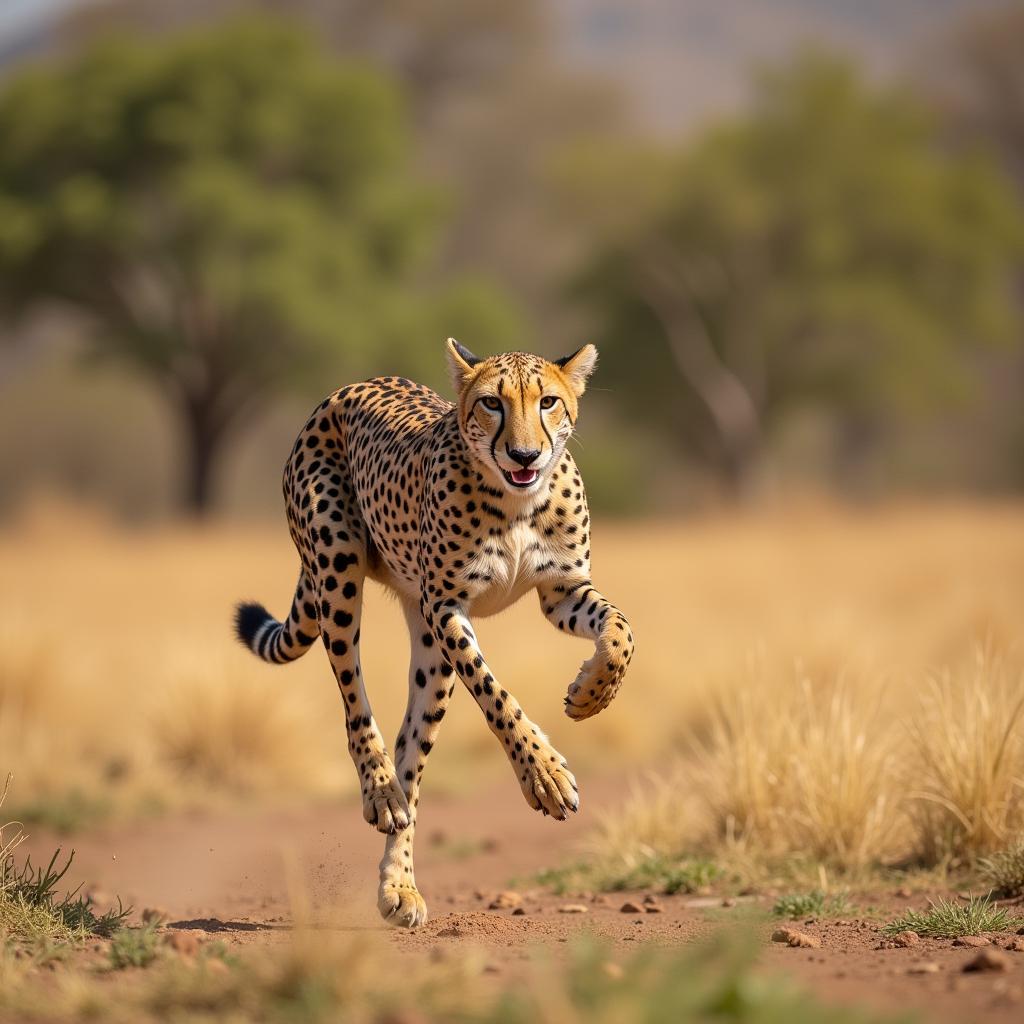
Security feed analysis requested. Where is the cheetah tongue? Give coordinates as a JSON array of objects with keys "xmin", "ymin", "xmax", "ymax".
[{"xmin": 510, "ymin": 468, "xmax": 538, "ymax": 485}]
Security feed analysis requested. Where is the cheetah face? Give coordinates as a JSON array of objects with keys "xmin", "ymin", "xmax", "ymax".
[{"xmin": 445, "ymin": 339, "xmax": 598, "ymax": 496}]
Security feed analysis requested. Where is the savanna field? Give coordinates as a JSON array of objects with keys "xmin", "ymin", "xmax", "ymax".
[{"xmin": 3, "ymin": 500, "xmax": 1024, "ymax": 1023}]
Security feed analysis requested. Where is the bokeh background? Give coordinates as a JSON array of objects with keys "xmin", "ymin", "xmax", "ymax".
[{"xmin": 1, "ymin": 0, "xmax": 1023, "ymax": 874}]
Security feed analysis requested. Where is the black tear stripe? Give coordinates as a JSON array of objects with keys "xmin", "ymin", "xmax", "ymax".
[{"xmin": 489, "ymin": 402, "xmax": 505, "ymax": 470}]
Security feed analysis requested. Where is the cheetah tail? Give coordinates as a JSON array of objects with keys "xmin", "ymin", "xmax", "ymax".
[{"xmin": 234, "ymin": 579, "xmax": 318, "ymax": 665}]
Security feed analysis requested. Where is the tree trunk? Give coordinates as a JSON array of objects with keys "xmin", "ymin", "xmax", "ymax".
[
  {"xmin": 180, "ymin": 394, "xmax": 226, "ymax": 518},
  {"xmin": 636, "ymin": 267, "xmax": 765, "ymax": 501}
]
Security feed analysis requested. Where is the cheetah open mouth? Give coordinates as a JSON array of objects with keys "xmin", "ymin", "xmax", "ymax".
[{"xmin": 503, "ymin": 468, "xmax": 539, "ymax": 488}]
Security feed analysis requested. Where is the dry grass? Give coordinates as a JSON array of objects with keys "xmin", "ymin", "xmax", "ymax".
[
  {"xmin": 701, "ymin": 672, "xmax": 900, "ymax": 870},
  {"xmin": 1, "ymin": 498, "xmax": 1023, "ymax": 877},
  {"xmin": 905, "ymin": 651, "xmax": 1024, "ymax": 863}
]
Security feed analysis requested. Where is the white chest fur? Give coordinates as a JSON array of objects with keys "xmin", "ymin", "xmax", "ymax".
[{"xmin": 467, "ymin": 519, "xmax": 549, "ymax": 618}]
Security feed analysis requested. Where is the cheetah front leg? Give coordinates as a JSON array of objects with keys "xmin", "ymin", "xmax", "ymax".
[
  {"xmin": 538, "ymin": 579, "xmax": 635, "ymax": 721},
  {"xmin": 426, "ymin": 597, "xmax": 579, "ymax": 820},
  {"xmin": 377, "ymin": 603, "xmax": 456, "ymax": 928}
]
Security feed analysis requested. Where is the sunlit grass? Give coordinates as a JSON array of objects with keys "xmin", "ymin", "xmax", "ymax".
[
  {"xmin": 905, "ymin": 651, "xmax": 1024, "ymax": 862},
  {"xmin": 882, "ymin": 895, "xmax": 1020, "ymax": 939},
  {"xmin": 1, "ymin": 500, "xmax": 1023, "ymax": 855}
]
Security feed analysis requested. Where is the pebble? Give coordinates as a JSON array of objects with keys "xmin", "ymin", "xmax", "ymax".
[
  {"xmin": 771, "ymin": 927, "xmax": 821, "ymax": 949},
  {"xmin": 644, "ymin": 904, "xmax": 663, "ymax": 914},
  {"xmin": 167, "ymin": 931, "xmax": 201, "ymax": 957},
  {"xmin": 963, "ymin": 949, "xmax": 1011, "ymax": 973},
  {"xmin": 893, "ymin": 930, "xmax": 920, "ymax": 948},
  {"xmin": 558, "ymin": 904, "xmax": 588, "ymax": 914},
  {"xmin": 488, "ymin": 891, "xmax": 522, "ymax": 910},
  {"xmin": 511, "ymin": 907, "xmax": 526, "ymax": 916},
  {"xmin": 620, "ymin": 901, "xmax": 644, "ymax": 914},
  {"xmin": 953, "ymin": 935, "xmax": 991, "ymax": 948}
]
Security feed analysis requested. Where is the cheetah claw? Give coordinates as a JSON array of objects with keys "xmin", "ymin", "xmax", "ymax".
[
  {"xmin": 516, "ymin": 742, "xmax": 579, "ymax": 820},
  {"xmin": 361, "ymin": 767, "xmax": 412, "ymax": 834},
  {"xmin": 378, "ymin": 881, "xmax": 428, "ymax": 928}
]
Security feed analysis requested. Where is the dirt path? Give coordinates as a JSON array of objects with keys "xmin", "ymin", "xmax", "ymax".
[{"xmin": 21, "ymin": 784, "xmax": 1024, "ymax": 1023}]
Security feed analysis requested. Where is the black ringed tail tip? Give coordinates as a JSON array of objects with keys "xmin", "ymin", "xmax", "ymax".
[{"xmin": 235, "ymin": 601, "xmax": 273, "ymax": 648}]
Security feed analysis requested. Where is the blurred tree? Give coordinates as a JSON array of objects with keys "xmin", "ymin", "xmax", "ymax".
[
  {"xmin": 61, "ymin": 0, "xmax": 622, "ymax": 340},
  {"xmin": 568, "ymin": 56, "xmax": 1024, "ymax": 497},
  {"xmin": 929, "ymin": 4, "xmax": 1024, "ymax": 488},
  {"xmin": 0, "ymin": 17, "xmax": 521, "ymax": 514}
]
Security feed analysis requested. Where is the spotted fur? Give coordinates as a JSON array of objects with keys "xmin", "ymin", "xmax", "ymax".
[{"xmin": 235, "ymin": 340, "xmax": 634, "ymax": 927}]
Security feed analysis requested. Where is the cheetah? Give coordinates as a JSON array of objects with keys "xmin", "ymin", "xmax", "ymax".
[{"xmin": 234, "ymin": 340, "xmax": 634, "ymax": 928}]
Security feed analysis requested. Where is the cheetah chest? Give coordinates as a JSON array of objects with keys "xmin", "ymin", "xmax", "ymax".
[{"xmin": 466, "ymin": 520, "xmax": 548, "ymax": 618}]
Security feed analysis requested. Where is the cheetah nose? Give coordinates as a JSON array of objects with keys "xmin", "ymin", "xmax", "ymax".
[{"xmin": 508, "ymin": 447, "xmax": 541, "ymax": 468}]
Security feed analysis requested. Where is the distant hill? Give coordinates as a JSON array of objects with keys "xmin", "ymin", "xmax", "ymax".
[{"xmin": 553, "ymin": 0, "xmax": 1009, "ymax": 133}]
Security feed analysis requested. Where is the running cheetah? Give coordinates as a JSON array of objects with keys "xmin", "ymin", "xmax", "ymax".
[{"xmin": 235, "ymin": 340, "xmax": 634, "ymax": 927}]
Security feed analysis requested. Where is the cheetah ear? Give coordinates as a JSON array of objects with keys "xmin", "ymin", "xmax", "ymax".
[
  {"xmin": 554, "ymin": 344, "xmax": 598, "ymax": 397},
  {"xmin": 445, "ymin": 337, "xmax": 482, "ymax": 394}
]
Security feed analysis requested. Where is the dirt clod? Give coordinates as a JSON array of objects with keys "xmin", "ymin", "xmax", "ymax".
[
  {"xmin": 963, "ymin": 950, "xmax": 1011, "ymax": 973},
  {"xmin": 772, "ymin": 927, "xmax": 821, "ymax": 949},
  {"xmin": 1005, "ymin": 938, "xmax": 1024, "ymax": 952},
  {"xmin": 893, "ymin": 930, "xmax": 920, "ymax": 948},
  {"xmin": 953, "ymin": 935, "xmax": 991, "ymax": 948},
  {"xmin": 511, "ymin": 907, "xmax": 526, "ymax": 916},
  {"xmin": 488, "ymin": 891, "xmax": 522, "ymax": 910},
  {"xmin": 645, "ymin": 904, "xmax": 664, "ymax": 914},
  {"xmin": 167, "ymin": 931, "xmax": 201, "ymax": 956},
  {"xmin": 620, "ymin": 901, "xmax": 644, "ymax": 914}
]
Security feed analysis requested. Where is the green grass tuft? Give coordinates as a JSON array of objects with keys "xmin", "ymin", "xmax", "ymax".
[
  {"xmin": 534, "ymin": 855, "xmax": 720, "ymax": 896},
  {"xmin": 979, "ymin": 839, "xmax": 1024, "ymax": 898},
  {"xmin": 773, "ymin": 890, "xmax": 853, "ymax": 919},
  {"xmin": 109, "ymin": 922, "xmax": 163, "ymax": 970},
  {"xmin": 883, "ymin": 895, "xmax": 1021, "ymax": 938}
]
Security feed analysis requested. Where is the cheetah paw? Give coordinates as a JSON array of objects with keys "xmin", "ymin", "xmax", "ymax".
[
  {"xmin": 378, "ymin": 880, "xmax": 428, "ymax": 928},
  {"xmin": 515, "ymin": 740, "xmax": 579, "ymax": 820},
  {"xmin": 361, "ymin": 760, "xmax": 411, "ymax": 834},
  {"xmin": 564, "ymin": 653, "xmax": 626, "ymax": 721}
]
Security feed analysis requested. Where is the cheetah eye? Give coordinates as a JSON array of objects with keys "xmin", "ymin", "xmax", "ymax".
[
  {"xmin": 539, "ymin": 396, "xmax": 558, "ymax": 410},
  {"xmin": 481, "ymin": 396, "xmax": 502, "ymax": 411}
]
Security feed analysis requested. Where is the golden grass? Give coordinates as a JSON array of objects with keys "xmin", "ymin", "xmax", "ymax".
[
  {"xmin": 701, "ymin": 672, "xmax": 900, "ymax": 869},
  {"xmin": 906, "ymin": 651, "xmax": 1024, "ymax": 862},
  {"xmin": 1, "ymin": 498, "xmax": 1023, "ymax": 873}
]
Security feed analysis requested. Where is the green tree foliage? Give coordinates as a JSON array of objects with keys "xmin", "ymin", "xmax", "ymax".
[
  {"xmin": 0, "ymin": 17, "xmax": 521, "ymax": 513},
  {"xmin": 571, "ymin": 56, "xmax": 1024, "ymax": 496}
]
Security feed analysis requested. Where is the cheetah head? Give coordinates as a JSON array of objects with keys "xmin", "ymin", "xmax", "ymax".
[{"xmin": 445, "ymin": 339, "xmax": 597, "ymax": 496}]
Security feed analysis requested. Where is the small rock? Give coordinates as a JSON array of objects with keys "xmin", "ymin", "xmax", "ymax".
[
  {"xmin": 771, "ymin": 927, "xmax": 821, "ymax": 949},
  {"xmin": 953, "ymin": 935, "xmax": 991, "ymax": 948},
  {"xmin": 620, "ymin": 901, "xmax": 644, "ymax": 914},
  {"xmin": 511, "ymin": 907, "xmax": 526, "ymax": 916},
  {"xmin": 1005, "ymin": 938, "xmax": 1024, "ymax": 952},
  {"xmin": 907, "ymin": 961, "xmax": 941, "ymax": 975},
  {"xmin": 488, "ymin": 891, "xmax": 522, "ymax": 910},
  {"xmin": 644, "ymin": 904, "xmax": 663, "ymax": 914},
  {"xmin": 559, "ymin": 904, "xmax": 588, "ymax": 914},
  {"xmin": 167, "ymin": 931, "xmax": 201, "ymax": 957},
  {"xmin": 893, "ymin": 930, "xmax": 920, "ymax": 948},
  {"xmin": 141, "ymin": 907, "xmax": 169, "ymax": 925},
  {"xmin": 963, "ymin": 950, "xmax": 1011, "ymax": 973}
]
